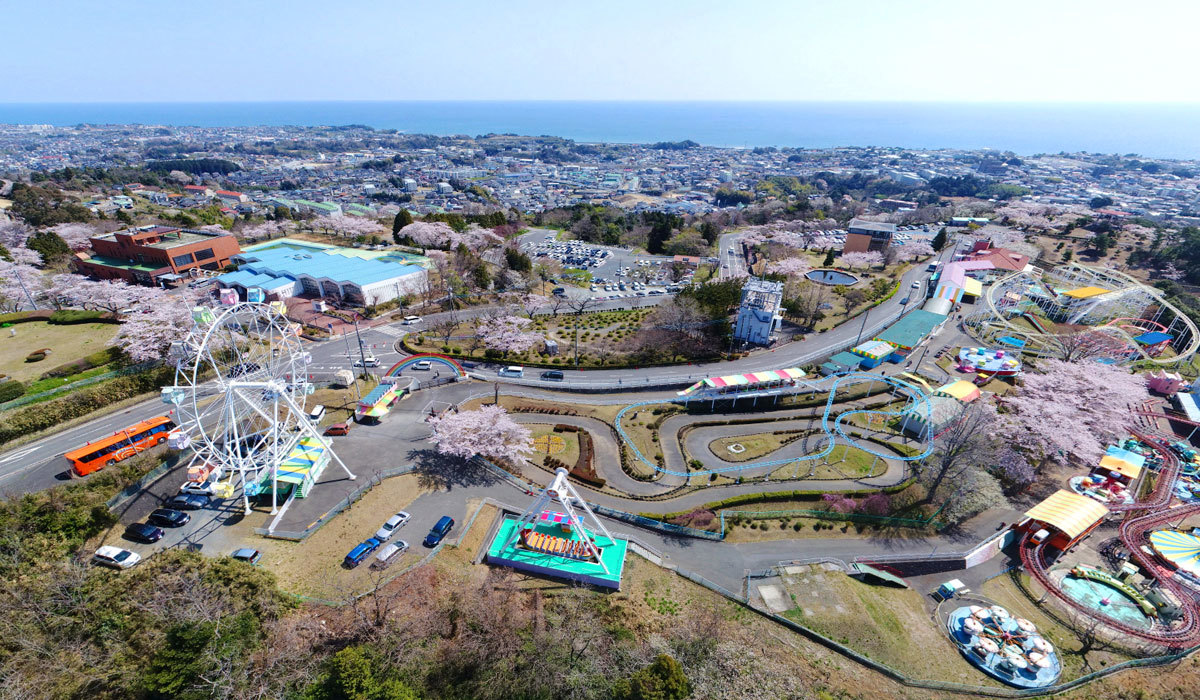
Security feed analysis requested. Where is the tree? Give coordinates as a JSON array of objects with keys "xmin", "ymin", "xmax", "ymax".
[
  {"xmin": 25, "ymin": 229, "xmax": 71, "ymax": 264},
  {"xmin": 48, "ymin": 222, "xmax": 96, "ymax": 250},
  {"xmin": 662, "ymin": 230, "xmax": 707, "ymax": 257},
  {"xmin": 303, "ymin": 646, "xmax": 417, "ymax": 700},
  {"xmin": 931, "ymin": 227, "xmax": 948, "ymax": 252},
  {"xmin": 839, "ymin": 251, "xmax": 882, "ymax": 271},
  {"xmin": 427, "ymin": 404, "xmax": 532, "ymax": 463},
  {"xmin": 1089, "ymin": 196, "xmax": 1115, "ymax": 210},
  {"xmin": 477, "ymin": 315, "xmax": 542, "ymax": 354},
  {"xmin": 565, "ymin": 295, "xmax": 599, "ymax": 366},
  {"xmin": 108, "ymin": 287, "xmax": 199, "ymax": 361},
  {"xmin": 0, "ymin": 260, "xmax": 47, "ymax": 311},
  {"xmin": 312, "ymin": 213, "xmax": 384, "ymax": 238},
  {"xmin": 391, "ymin": 209, "xmax": 413, "ymax": 239},
  {"xmin": 766, "ymin": 257, "xmax": 812, "ymax": 276},
  {"xmin": 614, "ymin": 654, "xmax": 691, "ymax": 700},
  {"xmin": 822, "ymin": 249, "xmax": 836, "ymax": 267},
  {"xmin": 1042, "ymin": 330, "xmax": 1122, "ymax": 363},
  {"xmin": 997, "ymin": 359, "xmax": 1148, "ymax": 465},
  {"xmin": 896, "ymin": 240, "xmax": 934, "ymax": 261},
  {"xmin": 917, "ymin": 400, "xmax": 1010, "ymax": 522},
  {"xmin": 842, "ymin": 287, "xmax": 868, "ymax": 312}
]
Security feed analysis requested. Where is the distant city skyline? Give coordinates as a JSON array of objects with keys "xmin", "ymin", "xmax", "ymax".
[{"xmin": 3, "ymin": 0, "xmax": 1197, "ymax": 104}]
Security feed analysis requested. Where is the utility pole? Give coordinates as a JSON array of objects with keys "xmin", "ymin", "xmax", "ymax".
[
  {"xmin": 855, "ymin": 305, "xmax": 871, "ymax": 346},
  {"xmin": 340, "ymin": 326, "xmax": 361, "ymax": 399},
  {"xmin": 352, "ymin": 316, "xmax": 369, "ymax": 381}
]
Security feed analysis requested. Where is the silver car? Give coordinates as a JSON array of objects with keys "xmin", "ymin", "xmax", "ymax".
[
  {"xmin": 374, "ymin": 511, "xmax": 411, "ymax": 541},
  {"xmin": 372, "ymin": 540, "xmax": 409, "ymax": 569}
]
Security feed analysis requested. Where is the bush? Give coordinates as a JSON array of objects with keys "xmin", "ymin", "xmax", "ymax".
[
  {"xmin": 25, "ymin": 352, "xmax": 47, "ymax": 363},
  {"xmin": 40, "ymin": 347, "xmax": 121, "ymax": 379},
  {"xmin": 48, "ymin": 309, "xmax": 115, "ymax": 324},
  {"xmin": 0, "ymin": 380, "xmax": 26, "ymax": 403}
]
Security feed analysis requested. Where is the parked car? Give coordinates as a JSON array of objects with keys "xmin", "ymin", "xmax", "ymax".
[
  {"xmin": 226, "ymin": 362, "xmax": 261, "ymax": 378},
  {"xmin": 898, "ymin": 297, "xmax": 910, "ymax": 305},
  {"xmin": 423, "ymin": 516, "xmax": 455, "ymax": 547},
  {"xmin": 344, "ymin": 538, "xmax": 383, "ymax": 568},
  {"xmin": 374, "ymin": 511, "xmax": 412, "ymax": 541},
  {"xmin": 498, "ymin": 366, "xmax": 524, "ymax": 377},
  {"xmin": 180, "ymin": 480, "xmax": 220, "ymax": 496},
  {"xmin": 911, "ymin": 281, "xmax": 920, "ymax": 288},
  {"xmin": 93, "ymin": 545, "xmax": 142, "ymax": 569},
  {"xmin": 147, "ymin": 508, "xmax": 190, "ymax": 528},
  {"xmin": 123, "ymin": 523, "xmax": 165, "ymax": 544},
  {"xmin": 540, "ymin": 370, "xmax": 564, "ymax": 381},
  {"xmin": 166, "ymin": 493, "xmax": 210, "ymax": 510},
  {"xmin": 372, "ymin": 540, "xmax": 409, "ymax": 569},
  {"xmin": 325, "ymin": 422, "xmax": 351, "ymax": 436},
  {"xmin": 231, "ymin": 548, "xmax": 262, "ymax": 565},
  {"xmin": 308, "ymin": 404, "xmax": 326, "ymax": 422}
]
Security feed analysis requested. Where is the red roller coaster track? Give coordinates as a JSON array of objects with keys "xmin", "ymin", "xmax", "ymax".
[{"xmin": 1018, "ymin": 428, "xmax": 1200, "ymax": 647}]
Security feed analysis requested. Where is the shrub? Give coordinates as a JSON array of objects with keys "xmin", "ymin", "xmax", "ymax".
[
  {"xmin": 48, "ymin": 309, "xmax": 113, "ymax": 324},
  {"xmin": 25, "ymin": 352, "xmax": 47, "ymax": 363},
  {"xmin": 0, "ymin": 380, "xmax": 26, "ymax": 403}
]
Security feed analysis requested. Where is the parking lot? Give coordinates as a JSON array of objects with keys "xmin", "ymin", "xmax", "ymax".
[{"xmin": 518, "ymin": 229, "xmax": 708, "ymax": 302}]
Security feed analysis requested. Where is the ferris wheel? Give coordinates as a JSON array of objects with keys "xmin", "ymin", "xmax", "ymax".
[{"xmin": 161, "ymin": 300, "xmax": 355, "ymax": 515}]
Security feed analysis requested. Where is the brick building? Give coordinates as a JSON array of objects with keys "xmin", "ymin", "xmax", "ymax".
[
  {"xmin": 75, "ymin": 225, "xmax": 242, "ymax": 286},
  {"xmin": 842, "ymin": 218, "xmax": 896, "ymax": 254}
]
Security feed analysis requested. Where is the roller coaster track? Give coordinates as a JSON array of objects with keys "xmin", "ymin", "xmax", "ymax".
[
  {"xmin": 966, "ymin": 263, "xmax": 1199, "ymax": 366},
  {"xmin": 614, "ymin": 371, "xmax": 935, "ymax": 478},
  {"xmin": 1019, "ymin": 429, "xmax": 1200, "ymax": 647}
]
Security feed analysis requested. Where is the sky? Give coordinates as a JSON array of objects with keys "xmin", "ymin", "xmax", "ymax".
[{"xmin": 2, "ymin": 0, "xmax": 1196, "ymax": 103}]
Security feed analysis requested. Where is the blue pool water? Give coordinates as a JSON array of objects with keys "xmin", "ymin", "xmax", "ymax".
[
  {"xmin": 1060, "ymin": 575, "xmax": 1153, "ymax": 630},
  {"xmin": 806, "ymin": 269, "xmax": 860, "ymax": 286}
]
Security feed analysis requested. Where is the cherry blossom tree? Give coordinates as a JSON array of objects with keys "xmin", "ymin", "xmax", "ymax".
[
  {"xmin": 1161, "ymin": 263, "xmax": 1185, "ymax": 281},
  {"xmin": 997, "ymin": 359, "xmax": 1148, "ymax": 465},
  {"xmin": 108, "ymin": 287, "xmax": 200, "ymax": 362},
  {"xmin": 400, "ymin": 221, "xmax": 502, "ymax": 251},
  {"xmin": 766, "ymin": 257, "xmax": 812, "ymax": 276},
  {"xmin": 0, "ymin": 220, "xmax": 32, "ymax": 249},
  {"xmin": 839, "ymin": 251, "xmax": 883, "ymax": 271},
  {"xmin": 477, "ymin": 315, "xmax": 542, "ymax": 354},
  {"xmin": 311, "ymin": 214, "xmax": 383, "ymax": 238},
  {"xmin": 0, "ymin": 260, "xmax": 46, "ymax": 311},
  {"xmin": 821, "ymin": 493, "xmax": 856, "ymax": 514},
  {"xmin": 48, "ymin": 223, "xmax": 96, "ymax": 250},
  {"xmin": 427, "ymin": 404, "xmax": 532, "ymax": 464},
  {"xmin": 895, "ymin": 240, "xmax": 934, "ymax": 261},
  {"xmin": 76, "ymin": 279, "xmax": 141, "ymax": 313}
]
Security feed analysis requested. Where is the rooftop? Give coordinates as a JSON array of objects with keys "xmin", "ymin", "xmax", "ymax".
[
  {"xmin": 1024, "ymin": 489, "xmax": 1108, "ymax": 540},
  {"xmin": 874, "ymin": 309, "xmax": 947, "ymax": 349}
]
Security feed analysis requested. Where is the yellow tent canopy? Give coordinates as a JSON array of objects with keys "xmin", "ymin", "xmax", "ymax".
[
  {"xmin": 1024, "ymin": 489, "xmax": 1109, "ymax": 540},
  {"xmin": 1098, "ymin": 454, "xmax": 1142, "ymax": 480},
  {"xmin": 1063, "ymin": 286, "xmax": 1110, "ymax": 299}
]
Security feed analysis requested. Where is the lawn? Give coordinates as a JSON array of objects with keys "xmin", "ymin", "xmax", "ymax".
[
  {"xmin": 0, "ymin": 321, "xmax": 118, "ymax": 383},
  {"xmin": 767, "ymin": 443, "xmax": 888, "ymax": 480},
  {"xmin": 709, "ymin": 432, "xmax": 798, "ymax": 462},
  {"xmin": 775, "ymin": 565, "xmax": 989, "ymax": 684},
  {"xmin": 527, "ymin": 424, "xmax": 581, "ymax": 467},
  {"xmin": 308, "ymin": 377, "xmax": 379, "ymax": 426}
]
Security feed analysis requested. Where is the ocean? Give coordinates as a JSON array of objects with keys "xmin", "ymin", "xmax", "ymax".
[{"xmin": 1, "ymin": 101, "xmax": 1199, "ymax": 160}]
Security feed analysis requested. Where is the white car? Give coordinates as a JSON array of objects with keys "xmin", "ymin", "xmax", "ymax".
[
  {"xmin": 180, "ymin": 480, "xmax": 220, "ymax": 496},
  {"xmin": 354, "ymin": 356, "xmax": 380, "ymax": 367},
  {"xmin": 413, "ymin": 360, "xmax": 432, "ymax": 370},
  {"xmin": 375, "ymin": 511, "xmax": 412, "ymax": 541},
  {"xmin": 402, "ymin": 316, "xmax": 422, "ymax": 325},
  {"xmin": 93, "ymin": 545, "xmax": 142, "ymax": 570},
  {"xmin": 373, "ymin": 540, "xmax": 410, "ymax": 569}
]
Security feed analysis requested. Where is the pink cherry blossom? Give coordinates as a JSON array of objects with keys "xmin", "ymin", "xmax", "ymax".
[
  {"xmin": 48, "ymin": 222, "xmax": 97, "ymax": 250},
  {"xmin": 766, "ymin": 257, "xmax": 812, "ymax": 276},
  {"xmin": 839, "ymin": 251, "xmax": 883, "ymax": 270},
  {"xmin": 427, "ymin": 404, "xmax": 532, "ymax": 463},
  {"xmin": 477, "ymin": 315, "xmax": 542, "ymax": 353}
]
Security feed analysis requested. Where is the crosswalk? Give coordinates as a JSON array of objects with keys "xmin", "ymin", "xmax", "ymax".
[{"xmin": 369, "ymin": 325, "xmax": 406, "ymax": 338}]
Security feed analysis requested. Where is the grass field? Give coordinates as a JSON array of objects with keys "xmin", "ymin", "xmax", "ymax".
[
  {"xmin": 308, "ymin": 378, "xmax": 379, "ymax": 426},
  {"xmin": 0, "ymin": 321, "xmax": 118, "ymax": 383},
  {"xmin": 777, "ymin": 565, "xmax": 990, "ymax": 684},
  {"xmin": 709, "ymin": 432, "xmax": 796, "ymax": 462},
  {"xmin": 528, "ymin": 424, "xmax": 580, "ymax": 467}
]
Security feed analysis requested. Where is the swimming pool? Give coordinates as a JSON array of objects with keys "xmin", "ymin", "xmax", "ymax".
[{"xmin": 806, "ymin": 269, "xmax": 860, "ymax": 286}]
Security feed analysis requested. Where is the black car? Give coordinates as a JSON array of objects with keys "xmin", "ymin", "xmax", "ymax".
[
  {"xmin": 540, "ymin": 370, "xmax": 564, "ymax": 381},
  {"xmin": 166, "ymin": 494, "xmax": 210, "ymax": 510},
  {"xmin": 148, "ymin": 508, "xmax": 191, "ymax": 528},
  {"xmin": 226, "ymin": 362, "xmax": 261, "ymax": 378},
  {"xmin": 123, "ymin": 522, "xmax": 165, "ymax": 544}
]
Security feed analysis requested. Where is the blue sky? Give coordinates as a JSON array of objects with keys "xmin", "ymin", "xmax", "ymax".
[{"xmin": 2, "ymin": 0, "xmax": 1194, "ymax": 103}]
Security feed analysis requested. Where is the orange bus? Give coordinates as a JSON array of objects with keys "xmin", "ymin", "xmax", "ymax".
[{"xmin": 65, "ymin": 416, "xmax": 176, "ymax": 477}]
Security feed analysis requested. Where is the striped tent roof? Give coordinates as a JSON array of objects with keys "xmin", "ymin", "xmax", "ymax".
[
  {"xmin": 851, "ymin": 340, "xmax": 896, "ymax": 360},
  {"xmin": 679, "ymin": 367, "xmax": 806, "ymax": 395},
  {"xmin": 1149, "ymin": 530, "xmax": 1200, "ymax": 576},
  {"xmin": 934, "ymin": 284, "xmax": 965, "ymax": 302},
  {"xmin": 1024, "ymin": 490, "xmax": 1109, "ymax": 540},
  {"xmin": 277, "ymin": 438, "xmax": 325, "ymax": 485}
]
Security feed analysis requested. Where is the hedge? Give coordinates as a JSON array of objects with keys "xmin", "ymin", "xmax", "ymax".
[
  {"xmin": 638, "ymin": 477, "xmax": 917, "ymax": 521},
  {"xmin": 0, "ymin": 366, "xmax": 176, "ymax": 446},
  {"xmin": 48, "ymin": 309, "xmax": 119, "ymax": 324},
  {"xmin": 0, "ymin": 380, "xmax": 26, "ymax": 403}
]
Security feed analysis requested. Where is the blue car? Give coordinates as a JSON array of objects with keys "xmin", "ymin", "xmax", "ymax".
[
  {"xmin": 344, "ymin": 538, "xmax": 382, "ymax": 568},
  {"xmin": 423, "ymin": 516, "xmax": 455, "ymax": 548}
]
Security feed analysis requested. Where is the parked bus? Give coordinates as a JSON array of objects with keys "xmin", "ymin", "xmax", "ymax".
[{"xmin": 65, "ymin": 416, "xmax": 176, "ymax": 477}]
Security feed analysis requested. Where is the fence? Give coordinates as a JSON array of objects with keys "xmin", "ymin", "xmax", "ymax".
[
  {"xmin": 255, "ymin": 464, "xmax": 416, "ymax": 541},
  {"xmin": 589, "ymin": 503, "xmax": 726, "ymax": 541},
  {"xmin": 1, "ymin": 360, "xmax": 161, "ymax": 411}
]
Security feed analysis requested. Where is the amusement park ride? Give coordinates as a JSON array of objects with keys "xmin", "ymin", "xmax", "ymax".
[{"xmin": 160, "ymin": 298, "xmax": 356, "ymax": 517}]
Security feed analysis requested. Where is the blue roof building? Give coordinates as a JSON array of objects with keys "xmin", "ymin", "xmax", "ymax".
[{"xmin": 217, "ymin": 246, "xmax": 427, "ymax": 306}]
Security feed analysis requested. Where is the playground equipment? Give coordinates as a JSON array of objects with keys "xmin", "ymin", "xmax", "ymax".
[
  {"xmin": 622, "ymin": 371, "xmax": 935, "ymax": 478},
  {"xmin": 946, "ymin": 604, "xmax": 1061, "ymax": 688},
  {"xmin": 1068, "ymin": 565, "xmax": 1157, "ymax": 618},
  {"xmin": 1020, "ymin": 428, "xmax": 1200, "ymax": 647},
  {"xmin": 162, "ymin": 301, "xmax": 355, "ymax": 516},
  {"xmin": 964, "ymin": 263, "xmax": 1198, "ymax": 366},
  {"xmin": 957, "ymin": 347, "xmax": 1021, "ymax": 377}
]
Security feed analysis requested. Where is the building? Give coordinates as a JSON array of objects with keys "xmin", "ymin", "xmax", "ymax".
[
  {"xmin": 218, "ymin": 245, "xmax": 427, "ymax": 306},
  {"xmin": 843, "ymin": 219, "xmax": 896, "ymax": 254},
  {"xmin": 75, "ymin": 225, "xmax": 241, "ymax": 286},
  {"xmin": 733, "ymin": 277, "xmax": 784, "ymax": 346},
  {"xmin": 1019, "ymin": 490, "xmax": 1109, "ymax": 553},
  {"xmin": 872, "ymin": 309, "xmax": 948, "ymax": 361}
]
